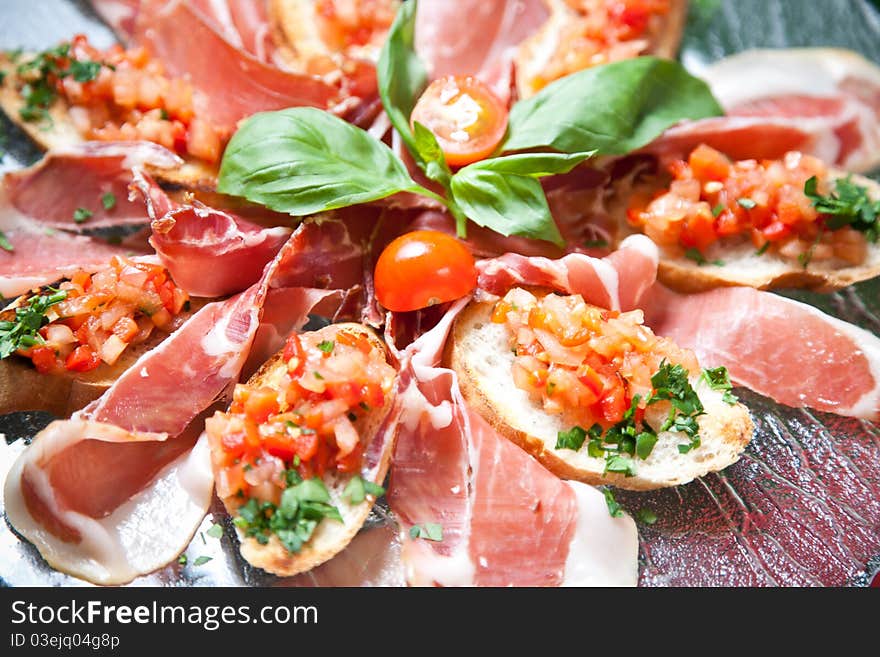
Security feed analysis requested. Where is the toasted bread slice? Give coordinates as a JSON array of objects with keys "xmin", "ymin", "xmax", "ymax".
[
  {"xmin": 218, "ymin": 322, "xmax": 398, "ymax": 577},
  {"xmin": 0, "ymin": 293, "xmax": 208, "ymax": 417},
  {"xmin": 514, "ymin": 0, "xmax": 688, "ymax": 99},
  {"xmin": 0, "ymin": 54, "xmax": 217, "ymax": 191},
  {"xmin": 447, "ymin": 294, "xmax": 754, "ymax": 490},
  {"xmin": 618, "ymin": 170, "xmax": 880, "ymax": 293}
]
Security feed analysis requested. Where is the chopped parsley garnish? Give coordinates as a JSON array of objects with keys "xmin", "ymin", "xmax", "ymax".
[
  {"xmin": 804, "ymin": 175, "xmax": 880, "ymax": 243},
  {"xmin": 561, "ymin": 360, "xmax": 707, "ymax": 476},
  {"xmin": 755, "ymin": 242, "xmax": 770, "ymax": 256},
  {"xmin": 232, "ymin": 477, "xmax": 343, "ymax": 554},
  {"xmin": 205, "ymin": 523, "xmax": 223, "ymax": 539},
  {"xmin": 101, "ymin": 192, "xmax": 117, "ymax": 211},
  {"xmin": 317, "ymin": 339, "xmax": 335, "ymax": 354},
  {"xmin": 73, "ymin": 207, "xmax": 92, "ymax": 224},
  {"xmin": 737, "ymin": 197, "xmax": 757, "ymax": 209},
  {"xmin": 12, "ymin": 43, "xmax": 105, "ymax": 125},
  {"xmin": 684, "ymin": 248, "xmax": 723, "ymax": 267},
  {"xmin": 0, "ymin": 289, "xmax": 67, "ymax": 359},
  {"xmin": 0, "ymin": 230, "xmax": 12, "ymax": 252},
  {"xmin": 342, "ymin": 475, "xmax": 386, "ymax": 505},
  {"xmin": 555, "ymin": 425, "xmax": 587, "ymax": 451},
  {"xmin": 584, "ymin": 238, "xmax": 609, "ymax": 248},
  {"xmin": 312, "ymin": 370, "xmax": 324, "ymax": 380},
  {"xmin": 602, "ymin": 488, "xmax": 623, "ymax": 518},
  {"xmin": 711, "ymin": 203, "xmax": 725, "ymax": 218},
  {"xmin": 192, "ymin": 556, "xmax": 213, "ymax": 567},
  {"xmin": 409, "ymin": 523, "xmax": 443, "ymax": 542},
  {"xmin": 177, "ymin": 554, "xmax": 188, "ymax": 566},
  {"xmin": 700, "ymin": 365, "xmax": 738, "ymax": 405},
  {"xmin": 637, "ymin": 508, "xmax": 658, "ymax": 525}
]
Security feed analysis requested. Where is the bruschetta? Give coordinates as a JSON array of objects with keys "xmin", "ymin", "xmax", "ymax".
[
  {"xmin": 514, "ymin": 0, "xmax": 688, "ymax": 99},
  {"xmin": 0, "ymin": 39, "xmax": 220, "ymax": 190},
  {"xmin": 447, "ymin": 287, "xmax": 753, "ymax": 490},
  {"xmin": 205, "ymin": 322, "xmax": 398, "ymax": 576},
  {"xmin": 622, "ymin": 145, "xmax": 880, "ymax": 293},
  {"xmin": 0, "ymin": 256, "xmax": 200, "ymax": 416}
]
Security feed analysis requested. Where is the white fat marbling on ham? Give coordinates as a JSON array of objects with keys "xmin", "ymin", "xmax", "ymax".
[
  {"xmin": 698, "ymin": 48, "xmax": 880, "ymax": 172},
  {"xmin": 5, "ymin": 142, "xmax": 180, "ymax": 232},
  {"xmin": 3, "ymin": 420, "xmax": 213, "ymax": 585},
  {"xmin": 644, "ymin": 285, "xmax": 880, "ymax": 420},
  {"xmin": 476, "ymin": 237, "xmax": 659, "ymax": 311},
  {"xmin": 562, "ymin": 481, "xmax": 638, "ymax": 586},
  {"xmin": 387, "ymin": 300, "xmax": 639, "ymax": 586}
]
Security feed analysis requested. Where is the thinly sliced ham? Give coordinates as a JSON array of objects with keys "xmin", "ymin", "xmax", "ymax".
[
  {"xmin": 643, "ymin": 285, "xmax": 880, "ymax": 421},
  {"xmin": 415, "ymin": 0, "xmax": 548, "ymax": 105},
  {"xmin": 5, "ymin": 142, "xmax": 181, "ymax": 231},
  {"xmin": 3, "ymin": 419, "xmax": 214, "ymax": 585},
  {"xmin": 387, "ymin": 300, "xmax": 638, "ymax": 586},
  {"xmin": 0, "ymin": 180, "xmax": 153, "ymax": 300},
  {"xmin": 132, "ymin": 0, "xmax": 344, "ymax": 132},
  {"xmin": 90, "ymin": 0, "xmax": 141, "ymax": 40},
  {"xmin": 476, "ymin": 234, "xmax": 659, "ymax": 311},
  {"xmin": 699, "ymin": 49, "xmax": 880, "ymax": 173}
]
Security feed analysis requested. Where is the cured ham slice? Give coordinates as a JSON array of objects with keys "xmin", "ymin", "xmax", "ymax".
[
  {"xmin": 132, "ymin": 0, "xmax": 343, "ymax": 132},
  {"xmin": 3, "ymin": 419, "xmax": 214, "ymax": 585},
  {"xmin": 0, "ymin": 200, "xmax": 143, "ymax": 299},
  {"xmin": 476, "ymin": 234, "xmax": 659, "ymax": 311},
  {"xmin": 5, "ymin": 142, "xmax": 181, "ymax": 231},
  {"xmin": 643, "ymin": 285, "xmax": 880, "ymax": 421},
  {"xmin": 415, "ymin": 0, "xmax": 548, "ymax": 105},
  {"xmin": 699, "ymin": 49, "xmax": 880, "ymax": 173},
  {"xmin": 387, "ymin": 300, "xmax": 638, "ymax": 586}
]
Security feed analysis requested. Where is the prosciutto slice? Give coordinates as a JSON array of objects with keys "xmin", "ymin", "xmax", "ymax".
[
  {"xmin": 643, "ymin": 285, "xmax": 880, "ymax": 421},
  {"xmin": 4, "ymin": 142, "xmax": 181, "ymax": 231},
  {"xmin": 415, "ymin": 0, "xmax": 548, "ymax": 105},
  {"xmin": 476, "ymin": 234, "xmax": 659, "ymax": 311},
  {"xmin": 387, "ymin": 299, "xmax": 638, "ymax": 586},
  {"xmin": 131, "ymin": 0, "xmax": 343, "ymax": 132}
]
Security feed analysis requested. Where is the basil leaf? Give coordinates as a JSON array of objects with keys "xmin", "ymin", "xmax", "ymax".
[
  {"xmin": 218, "ymin": 107, "xmax": 423, "ymax": 215},
  {"xmin": 556, "ymin": 426, "xmax": 588, "ymax": 451},
  {"xmin": 413, "ymin": 120, "xmax": 452, "ymax": 187},
  {"xmin": 503, "ymin": 57, "xmax": 723, "ymax": 156},
  {"xmin": 450, "ymin": 163, "xmax": 565, "ymax": 246},
  {"xmin": 458, "ymin": 151, "xmax": 594, "ymax": 177},
  {"xmin": 377, "ymin": 0, "xmax": 426, "ymax": 156}
]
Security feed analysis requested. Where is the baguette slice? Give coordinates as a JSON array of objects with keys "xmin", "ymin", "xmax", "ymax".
[
  {"xmin": 514, "ymin": 0, "xmax": 688, "ymax": 99},
  {"xmin": 447, "ymin": 294, "xmax": 753, "ymax": 490},
  {"xmin": 620, "ymin": 170, "xmax": 880, "ymax": 293},
  {"xmin": 0, "ymin": 54, "xmax": 217, "ymax": 191},
  {"xmin": 218, "ymin": 322, "xmax": 398, "ymax": 577},
  {"xmin": 0, "ymin": 293, "xmax": 208, "ymax": 417}
]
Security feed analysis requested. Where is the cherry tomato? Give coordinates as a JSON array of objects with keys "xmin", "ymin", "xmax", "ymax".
[
  {"xmin": 374, "ymin": 230, "xmax": 477, "ymax": 312},
  {"xmin": 410, "ymin": 75, "xmax": 508, "ymax": 167}
]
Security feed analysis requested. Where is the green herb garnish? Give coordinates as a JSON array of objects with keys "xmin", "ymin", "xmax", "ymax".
[
  {"xmin": 584, "ymin": 238, "xmax": 609, "ymax": 248},
  {"xmin": 0, "ymin": 289, "xmax": 67, "ymax": 359},
  {"xmin": 712, "ymin": 203, "xmax": 725, "ymax": 217},
  {"xmin": 178, "ymin": 554, "xmax": 188, "ymax": 566},
  {"xmin": 700, "ymin": 366, "xmax": 738, "ymax": 405},
  {"xmin": 233, "ymin": 477, "xmax": 343, "ymax": 554},
  {"xmin": 342, "ymin": 475, "xmax": 386, "ymax": 505},
  {"xmin": 409, "ymin": 523, "xmax": 443, "ymax": 542},
  {"xmin": 556, "ymin": 425, "xmax": 588, "ymax": 451},
  {"xmin": 205, "ymin": 523, "xmax": 223, "ymax": 539},
  {"xmin": 0, "ymin": 230, "xmax": 13, "ymax": 252},
  {"xmin": 101, "ymin": 192, "xmax": 117, "ymax": 211},
  {"xmin": 73, "ymin": 207, "xmax": 92, "ymax": 224},
  {"xmin": 637, "ymin": 509, "xmax": 658, "ymax": 525},
  {"xmin": 602, "ymin": 488, "xmax": 623, "ymax": 518},
  {"xmin": 317, "ymin": 339, "xmax": 335, "ymax": 354},
  {"xmin": 755, "ymin": 242, "xmax": 771, "ymax": 256},
  {"xmin": 192, "ymin": 556, "xmax": 213, "ymax": 567},
  {"xmin": 805, "ymin": 175, "xmax": 880, "ymax": 242}
]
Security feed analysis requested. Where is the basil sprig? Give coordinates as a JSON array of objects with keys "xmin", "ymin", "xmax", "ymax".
[{"xmin": 218, "ymin": 0, "xmax": 723, "ymax": 247}]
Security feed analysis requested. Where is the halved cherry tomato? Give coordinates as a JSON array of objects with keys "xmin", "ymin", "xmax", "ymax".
[
  {"xmin": 374, "ymin": 230, "xmax": 477, "ymax": 312},
  {"xmin": 410, "ymin": 75, "xmax": 508, "ymax": 167}
]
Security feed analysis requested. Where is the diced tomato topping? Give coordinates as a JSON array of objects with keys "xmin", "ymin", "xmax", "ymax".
[
  {"xmin": 283, "ymin": 334, "xmax": 306, "ymax": 376},
  {"xmin": 29, "ymin": 346, "xmax": 58, "ymax": 374},
  {"xmin": 243, "ymin": 387, "xmax": 280, "ymax": 424},
  {"xmin": 65, "ymin": 345, "xmax": 101, "ymax": 372}
]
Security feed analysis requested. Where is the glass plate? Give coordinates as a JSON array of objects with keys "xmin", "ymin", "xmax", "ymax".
[{"xmin": 1, "ymin": 0, "xmax": 878, "ymax": 587}]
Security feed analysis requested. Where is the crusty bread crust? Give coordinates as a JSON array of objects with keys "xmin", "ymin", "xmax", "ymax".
[
  {"xmin": 447, "ymin": 294, "xmax": 754, "ymax": 490},
  {"xmin": 628, "ymin": 169, "xmax": 880, "ymax": 293},
  {"xmin": 219, "ymin": 322, "xmax": 398, "ymax": 577},
  {"xmin": 0, "ymin": 295, "xmax": 208, "ymax": 417},
  {"xmin": 0, "ymin": 55, "xmax": 218, "ymax": 191}
]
